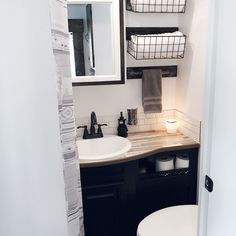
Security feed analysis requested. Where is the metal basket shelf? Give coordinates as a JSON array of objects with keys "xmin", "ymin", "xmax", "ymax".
[
  {"xmin": 127, "ymin": 0, "xmax": 187, "ymax": 13},
  {"xmin": 127, "ymin": 32, "xmax": 186, "ymax": 60}
]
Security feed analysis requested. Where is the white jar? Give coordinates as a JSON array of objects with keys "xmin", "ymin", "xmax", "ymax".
[{"xmin": 165, "ymin": 119, "xmax": 178, "ymax": 134}]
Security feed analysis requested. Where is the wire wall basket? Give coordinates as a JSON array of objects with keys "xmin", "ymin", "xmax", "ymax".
[
  {"xmin": 127, "ymin": 32, "xmax": 186, "ymax": 60},
  {"xmin": 127, "ymin": 0, "xmax": 187, "ymax": 13}
]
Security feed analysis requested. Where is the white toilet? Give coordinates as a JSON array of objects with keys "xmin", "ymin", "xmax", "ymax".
[{"xmin": 137, "ymin": 205, "xmax": 198, "ymax": 236}]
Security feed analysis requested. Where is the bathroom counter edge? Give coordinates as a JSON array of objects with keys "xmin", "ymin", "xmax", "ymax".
[{"xmin": 79, "ymin": 131, "xmax": 200, "ymax": 168}]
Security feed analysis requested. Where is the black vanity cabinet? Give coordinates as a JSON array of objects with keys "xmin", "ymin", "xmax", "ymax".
[
  {"xmin": 136, "ymin": 148, "xmax": 198, "ymax": 223},
  {"xmin": 80, "ymin": 148, "xmax": 198, "ymax": 236},
  {"xmin": 82, "ymin": 183, "xmax": 125, "ymax": 236},
  {"xmin": 81, "ymin": 165, "xmax": 127, "ymax": 236}
]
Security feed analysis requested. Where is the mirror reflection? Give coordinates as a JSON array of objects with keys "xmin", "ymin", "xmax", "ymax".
[{"xmin": 67, "ymin": 3, "xmax": 114, "ymax": 77}]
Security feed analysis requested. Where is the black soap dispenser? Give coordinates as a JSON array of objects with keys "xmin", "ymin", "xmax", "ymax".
[{"xmin": 117, "ymin": 112, "xmax": 128, "ymax": 138}]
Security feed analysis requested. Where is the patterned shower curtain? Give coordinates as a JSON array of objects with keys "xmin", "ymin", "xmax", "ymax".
[{"xmin": 49, "ymin": 0, "xmax": 84, "ymax": 235}]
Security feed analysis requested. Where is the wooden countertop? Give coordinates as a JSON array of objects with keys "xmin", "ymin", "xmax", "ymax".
[{"xmin": 79, "ymin": 131, "xmax": 200, "ymax": 168}]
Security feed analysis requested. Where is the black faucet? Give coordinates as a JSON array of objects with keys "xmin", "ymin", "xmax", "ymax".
[{"xmin": 77, "ymin": 112, "xmax": 107, "ymax": 139}]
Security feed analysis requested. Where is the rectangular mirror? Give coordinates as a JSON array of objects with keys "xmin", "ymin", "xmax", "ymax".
[{"xmin": 67, "ymin": 0, "xmax": 125, "ymax": 86}]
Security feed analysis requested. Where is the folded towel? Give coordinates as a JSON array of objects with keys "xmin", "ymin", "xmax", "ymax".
[
  {"xmin": 142, "ymin": 69, "xmax": 162, "ymax": 113},
  {"xmin": 128, "ymin": 32, "xmax": 186, "ymax": 59},
  {"xmin": 131, "ymin": 0, "xmax": 186, "ymax": 12}
]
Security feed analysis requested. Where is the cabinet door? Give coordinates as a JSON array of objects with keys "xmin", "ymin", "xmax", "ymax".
[
  {"xmin": 136, "ymin": 176, "xmax": 195, "ymax": 223},
  {"xmin": 82, "ymin": 182, "xmax": 125, "ymax": 236}
]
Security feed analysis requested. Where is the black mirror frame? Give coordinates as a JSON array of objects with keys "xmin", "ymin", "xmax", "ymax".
[{"xmin": 72, "ymin": 0, "xmax": 125, "ymax": 86}]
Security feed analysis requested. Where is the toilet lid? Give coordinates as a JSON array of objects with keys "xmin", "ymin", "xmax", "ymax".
[{"xmin": 137, "ymin": 205, "xmax": 198, "ymax": 236}]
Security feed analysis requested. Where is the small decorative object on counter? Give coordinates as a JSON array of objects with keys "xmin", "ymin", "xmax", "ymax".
[
  {"xmin": 175, "ymin": 154, "xmax": 189, "ymax": 169},
  {"xmin": 155, "ymin": 156, "xmax": 174, "ymax": 172},
  {"xmin": 165, "ymin": 119, "xmax": 178, "ymax": 134},
  {"xmin": 127, "ymin": 108, "xmax": 138, "ymax": 125},
  {"xmin": 117, "ymin": 112, "xmax": 128, "ymax": 137}
]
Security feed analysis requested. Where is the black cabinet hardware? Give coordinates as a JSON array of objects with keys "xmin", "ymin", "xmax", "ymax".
[{"xmin": 205, "ymin": 175, "xmax": 214, "ymax": 192}]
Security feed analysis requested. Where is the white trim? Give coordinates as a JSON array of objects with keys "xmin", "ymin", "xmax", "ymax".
[
  {"xmin": 72, "ymin": 74, "xmax": 120, "ymax": 82},
  {"xmin": 198, "ymin": 0, "xmax": 219, "ymax": 235},
  {"xmin": 68, "ymin": 0, "xmax": 112, "ymax": 4},
  {"xmin": 111, "ymin": 0, "xmax": 121, "ymax": 80},
  {"xmin": 69, "ymin": 32, "xmax": 76, "ymax": 78}
]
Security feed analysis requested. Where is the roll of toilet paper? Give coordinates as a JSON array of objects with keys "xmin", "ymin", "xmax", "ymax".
[
  {"xmin": 155, "ymin": 157, "xmax": 174, "ymax": 172},
  {"xmin": 175, "ymin": 155, "xmax": 189, "ymax": 169}
]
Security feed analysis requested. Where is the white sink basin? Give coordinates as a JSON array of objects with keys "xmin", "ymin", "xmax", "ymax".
[{"xmin": 76, "ymin": 135, "xmax": 132, "ymax": 160}]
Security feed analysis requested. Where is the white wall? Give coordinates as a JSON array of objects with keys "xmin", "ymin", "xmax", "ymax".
[
  {"xmin": 68, "ymin": 4, "xmax": 87, "ymax": 20},
  {"xmin": 176, "ymin": 0, "xmax": 209, "ymax": 121},
  {"xmin": 92, "ymin": 4, "xmax": 113, "ymax": 75},
  {"xmin": 198, "ymin": 0, "xmax": 236, "ymax": 235},
  {"xmin": 0, "ymin": 1, "xmax": 68, "ymax": 236},
  {"xmin": 73, "ymin": 9, "xmax": 179, "ymax": 118},
  {"xmin": 68, "ymin": 3, "xmax": 113, "ymax": 76},
  {"xmin": 68, "ymin": 4, "xmax": 91, "ymax": 75},
  {"xmin": 73, "ymin": 78, "xmax": 176, "ymax": 117},
  {"xmin": 73, "ymin": 0, "xmax": 209, "ymax": 121}
]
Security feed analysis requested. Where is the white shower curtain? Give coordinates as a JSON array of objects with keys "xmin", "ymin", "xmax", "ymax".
[{"xmin": 49, "ymin": 0, "xmax": 84, "ymax": 236}]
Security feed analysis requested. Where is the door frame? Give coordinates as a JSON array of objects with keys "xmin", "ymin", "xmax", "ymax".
[{"xmin": 197, "ymin": 0, "xmax": 219, "ymax": 235}]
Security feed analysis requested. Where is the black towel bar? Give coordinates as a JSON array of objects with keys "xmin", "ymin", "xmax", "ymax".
[{"xmin": 127, "ymin": 66, "xmax": 177, "ymax": 79}]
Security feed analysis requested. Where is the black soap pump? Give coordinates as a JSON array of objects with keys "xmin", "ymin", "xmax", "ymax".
[{"xmin": 117, "ymin": 112, "xmax": 128, "ymax": 138}]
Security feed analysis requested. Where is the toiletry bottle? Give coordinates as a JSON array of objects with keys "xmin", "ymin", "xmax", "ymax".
[{"xmin": 117, "ymin": 112, "xmax": 128, "ymax": 137}]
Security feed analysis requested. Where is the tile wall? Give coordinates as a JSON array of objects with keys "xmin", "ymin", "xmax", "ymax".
[
  {"xmin": 175, "ymin": 110, "xmax": 201, "ymax": 142},
  {"xmin": 76, "ymin": 109, "xmax": 201, "ymax": 143}
]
